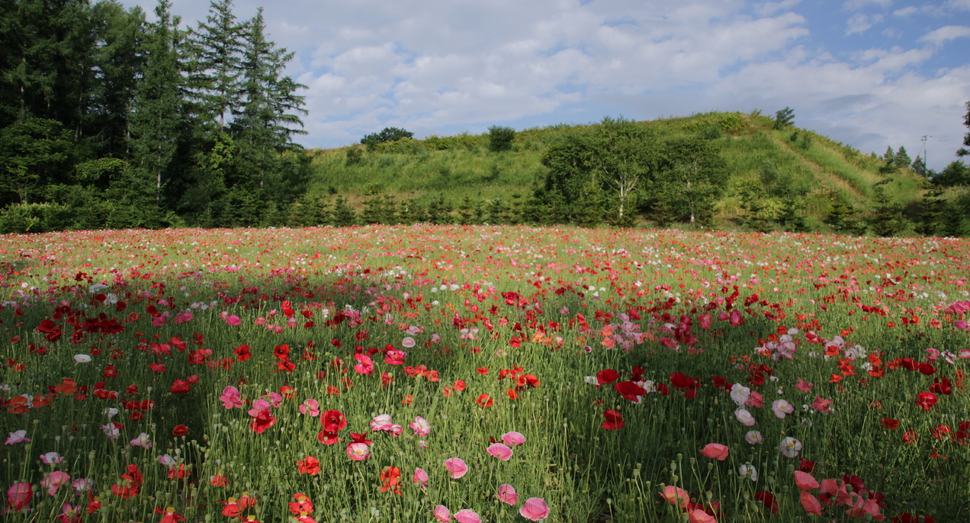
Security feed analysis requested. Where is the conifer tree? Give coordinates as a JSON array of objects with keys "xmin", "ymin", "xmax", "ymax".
[
  {"xmin": 185, "ymin": 0, "xmax": 244, "ymax": 129},
  {"xmin": 130, "ymin": 0, "xmax": 184, "ymax": 207}
]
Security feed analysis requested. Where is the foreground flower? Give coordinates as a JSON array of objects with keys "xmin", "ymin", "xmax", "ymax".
[
  {"xmin": 346, "ymin": 442, "xmax": 370, "ymax": 461},
  {"xmin": 780, "ymin": 437, "xmax": 802, "ymax": 458},
  {"xmin": 41, "ymin": 471, "xmax": 71, "ymax": 496},
  {"xmin": 40, "ymin": 452, "xmax": 65, "ymax": 464},
  {"xmin": 700, "ymin": 443, "xmax": 729, "ymax": 461},
  {"xmin": 410, "ymin": 416, "xmax": 431, "ymax": 437},
  {"xmin": 487, "ymin": 443, "xmax": 513, "ymax": 461},
  {"xmin": 6, "ymin": 482, "xmax": 33, "ymax": 512},
  {"xmin": 502, "ymin": 431, "xmax": 526, "ymax": 446},
  {"xmin": 433, "ymin": 505, "xmax": 452, "ymax": 522},
  {"xmin": 602, "ymin": 409, "xmax": 624, "ymax": 430},
  {"xmin": 444, "ymin": 458, "xmax": 468, "ymax": 479},
  {"xmin": 297, "ymin": 456, "xmax": 320, "ymax": 475},
  {"xmin": 520, "ymin": 498, "xmax": 551, "ymax": 521},
  {"xmin": 5, "ymin": 430, "xmax": 30, "ymax": 445},
  {"xmin": 413, "ymin": 468, "xmax": 428, "ymax": 489},
  {"xmin": 659, "ymin": 485, "xmax": 690, "ymax": 509},
  {"xmin": 454, "ymin": 509, "xmax": 481, "ymax": 523},
  {"xmin": 496, "ymin": 484, "xmax": 518, "ymax": 505}
]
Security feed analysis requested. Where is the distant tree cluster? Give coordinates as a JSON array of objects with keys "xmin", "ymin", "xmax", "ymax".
[{"xmin": 0, "ymin": 0, "xmax": 311, "ymax": 233}]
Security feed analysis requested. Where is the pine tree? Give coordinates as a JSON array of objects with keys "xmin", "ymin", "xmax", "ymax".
[
  {"xmin": 130, "ymin": 0, "xmax": 184, "ymax": 208},
  {"xmin": 894, "ymin": 146, "xmax": 911, "ymax": 169},
  {"xmin": 232, "ymin": 8, "xmax": 307, "ymax": 191},
  {"xmin": 331, "ymin": 195, "xmax": 357, "ymax": 227},
  {"xmin": 185, "ymin": 0, "xmax": 244, "ymax": 129}
]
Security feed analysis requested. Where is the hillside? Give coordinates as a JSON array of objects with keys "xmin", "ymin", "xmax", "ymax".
[{"xmin": 303, "ymin": 112, "xmax": 930, "ymax": 230}]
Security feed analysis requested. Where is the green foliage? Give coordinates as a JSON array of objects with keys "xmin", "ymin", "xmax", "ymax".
[
  {"xmin": 331, "ymin": 195, "xmax": 357, "ymax": 227},
  {"xmin": 893, "ymin": 146, "xmax": 911, "ymax": 169},
  {"xmin": 933, "ymin": 161, "xmax": 969, "ymax": 187},
  {"xmin": 488, "ymin": 125, "xmax": 516, "ymax": 152},
  {"xmin": 345, "ymin": 146, "xmax": 363, "ymax": 166},
  {"xmin": 867, "ymin": 185, "xmax": 906, "ymax": 237},
  {"xmin": 361, "ymin": 127, "xmax": 414, "ymax": 150},
  {"xmin": 0, "ymin": 118, "xmax": 74, "ymax": 205},
  {"xmin": 825, "ymin": 199, "xmax": 867, "ymax": 235},
  {"xmin": 914, "ymin": 187, "xmax": 946, "ymax": 236},
  {"xmin": 774, "ymin": 106, "xmax": 795, "ymax": 130}
]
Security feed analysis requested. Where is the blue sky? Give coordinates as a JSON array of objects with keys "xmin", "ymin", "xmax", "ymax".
[{"xmin": 124, "ymin": 0, "xmax": 970, "ymax": 170}]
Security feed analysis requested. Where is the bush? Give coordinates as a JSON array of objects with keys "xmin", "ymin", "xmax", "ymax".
[{"xmin": 488, "ymin": 126, "xmax": 516, "ymax": 152}]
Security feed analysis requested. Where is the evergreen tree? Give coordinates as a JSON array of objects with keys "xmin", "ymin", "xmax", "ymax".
[
  {"xmin": 941, "ymin": 203, "xmax": 967, "ymax": 238},
  {"xmin": 185, "ymin": 0, "xmax": 245, "ymax": 129},
  {"xmin": 893, "ymin": 146, "xmax": 911, "ymax": 169},
  {"xmin": 331, "ymin": 195, "xmax": 357, "ymax": 227},
  {"xmin": 914, "ymin": 187, "xmax": 946, "ymax": 236},
  {"xmin": 231, "ymin": 8, "xmax": 307, "ymax": 191},
  {"xmin": 130, "ymin": 0, "xmax": 184, "ymax": 208},
  {"xmin": 868, "ymin": 185, "xmax": 906, "ymax": 237}
]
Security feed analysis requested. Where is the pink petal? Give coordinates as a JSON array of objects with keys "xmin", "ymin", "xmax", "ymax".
[{"xmin": 519, "ymin": 497, "xmax": 550, "ymax": 521}]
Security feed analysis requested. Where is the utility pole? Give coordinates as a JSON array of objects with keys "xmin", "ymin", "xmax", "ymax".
[{"xmin": 921, "ymin": 135, "xmax": 931, "ymax": 170}]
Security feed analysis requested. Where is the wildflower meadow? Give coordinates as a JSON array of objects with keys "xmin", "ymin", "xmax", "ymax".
[{"xmin": 1, "ymin": 225, "xmax": 968, "ymax": 523}]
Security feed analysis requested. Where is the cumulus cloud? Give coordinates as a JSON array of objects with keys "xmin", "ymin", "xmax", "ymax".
[{"xmin": 919, "ymin": 25, "xmax": 970, "ymax": 45}]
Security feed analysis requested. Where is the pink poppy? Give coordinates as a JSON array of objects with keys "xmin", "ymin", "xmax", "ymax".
[
  {"xmin": 353, "ymin": 353, "xmax": 374, "ymax": 375},
  {"xmin": 299, "ymin": 399, "xmax": 320, "ymax": 417},
  {"xmin": 41, "ymin": 471, "xmax": 70, "ymax": 496},
  {"xmin": 771, "ymin": 399, "xmax": 794, "ymax": 419},
  {"xmin": 454, "ymin": 509, "xmax": 481, "ymax": 523},
  {"xmin": 219, "ymin": 386, "xmax": 244, "ymax": 409},
  {"xmin": 370, "ymin": 414, "xmax": 394, "ymax": 431},
  {"xmin": 700, "ymin": 443, "xmax": 729, "ymax": 461},
  {"xmin": 734, "ymin": 408, "xmax": 756, "ymax": 426},
  {"xmin": 811, "ymin": 396, "xmax": 833, "ymax": 413},
  {"xmin": 346, "ymin": 442, "xmax": 370, "ymax": 461},
  {"xmin": 794, "ymin": 471, "xmax": 819, "ymax": 490},
  {"xmin": 6, "ymin": 482, "xmax": 32, "ymax": 511},
  {"xmin": 519, "ymin": 497, "xmax": 550, "ymax": 521},
  {"xmin": 410, "ymin": 417, "xmax": 431, "ymax": 437},
  {"xmin": 688, "ymin": 508, "xmax": 717, "ymax": 523},
  {"xmin": 659, "ymin": 485, "xmax": 690, "ymax": 508},
  {"xmin": 496, "ymin": 484, "xmax": 518, "ymax": 505},
  {"xmin": 402, "ymin": 337, "xmax": 416, "ymax": 348},
  {"xmin": 40, "ymin": 452, "xmax": 65, "ymax": 464},
  {"xmin": 413, "ymin": 468, "xmax": 428, "ymax": 489},
  {"xmin": 487, "ymin": 443, "xmax": 513, "ymax": 461},
  {"xmin": 501, "ymin": 431, "xmax": 526, "ymax": 446},
  {"xmin": 4, "ymin": 430, "xmax": 30, "ymax": 445},
  {"xmin": 795, "ymin": 377, "xmax": 813, "ymax": 393},
  {"xmin": 800, "ymin": 491, "xmax": 823, "ymax": 515},
  {"xmin": 433, "ymin": 505, "xmax": 452, "ymax": 522},
  {"xmin": 444, "ymin": 458, "xmax": 468, "ymax": 479}
]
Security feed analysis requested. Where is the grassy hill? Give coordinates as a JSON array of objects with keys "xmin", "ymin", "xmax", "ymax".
[{"xmin": 303, "ymin": 111, "xmax": 930, "ymax": 229}]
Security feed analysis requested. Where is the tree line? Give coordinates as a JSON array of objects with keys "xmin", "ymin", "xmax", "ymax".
[{"xmin": 0, "ymin": 0, "xmax": 311, "ymax": 232}]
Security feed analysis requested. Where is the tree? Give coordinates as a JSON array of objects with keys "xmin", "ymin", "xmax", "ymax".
[
  {"xmin": 185, "ymin": 0, "xmax": 245, "ymax": 129},
  {"xmin": 540, "ymin": 117, "xmax": 657, "ymax": 225},
  {"xmin": 958, "ymin": 101, "xmax": 969, "ymax": 157},
  {"xmin": 0, "ymin": 118, "xmax": 73, "ymax": 205},
  {"xmin": 911, "ymin": 155, "xmax": 929, "ymax": 177},
  {"xmin": 774, "ymin": 107, "xmax": 795, "ymax": 130},
  {"xmin": 932, "ymin": 161, "xmax": 969, "ymax": 187},
  {"xmin": 130, "ymin": 0, "xmax": 185, "ymax": 207},
  {"xmin": 894, "ymin": 146, "xmax": 911, "ymax": 169},
  {"xmin": 488, "ymin": 126, "xmax": 516, "ymax": 152},
  {"xmin": 868, "ymin": 185, "xmax": 905, "ymax": 237},
  {"xmin": 231, "ymin": 8, "xmax": 307, "ymax": 190},
  {"xmin": 653, "ymin": 136, "xmax": 728, "ymax": 225},
  {"xmin": 361, "ymin": 127, "xmax": 413, "ymax": 150}
]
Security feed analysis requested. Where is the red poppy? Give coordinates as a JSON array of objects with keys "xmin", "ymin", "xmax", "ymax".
[
  {"xmin": 297, "ymin": 456, "xmax": 320, "ymax": 475},
  {"xmin": 903, "ymin": 430, "xmax": 919, "ymax": 444},
  {"xmin": 172, "ymin": 425, "xmax": 188, "ymax": 437},
  {"xmin": 210, "ymin": 474, "xmax": 229, "ymax": 487},
  {"xmin": 289, "ymin": 493, "xmax": 314, "ymax": 515},
  {"xmin": 881, "ymin": 418, "xmax": 900, "ymax": 430},
  {"xmin": 378, "ymin": 466, "xmax": 402, "ymax": 494},
  {"xmin": 602, "ymin": 409, "xmax": 625, "ymax": 430},
  {"xmin": 915, "ymin": 392, "xmax": 938, "ymax": 411},
  {"xmin": 596, "ymin": 369, "xmax": 620, "ymax": 387},
  {"xmin": 169, "ymin": 379, "xmax": 190, "ymax": 394},
  {"xmin": 476, "ymin": 394, "xmax": 493, "ymax": 407},
  {"xmin": 321, "ymin": 410, "xmax": 347, "ymax": 433}
]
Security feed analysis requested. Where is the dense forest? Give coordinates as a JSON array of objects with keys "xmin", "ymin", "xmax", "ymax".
[
  {"xmin": 0, "ymin": 0, "xmax": 310, "ymax": 230},
  {"xmin": 1, "ymin": 0, "xmax": 969, "ymax": 236}
]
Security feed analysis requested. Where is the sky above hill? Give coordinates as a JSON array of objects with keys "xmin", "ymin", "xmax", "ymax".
[{"xmin": 125, "ymin": 0, "xmax": 970, "ymax": 170}]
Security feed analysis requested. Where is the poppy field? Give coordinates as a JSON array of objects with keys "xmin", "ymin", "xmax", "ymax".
[{"xmin": 1, "ymin": 225, "xmax": 969, "ymax": 523}]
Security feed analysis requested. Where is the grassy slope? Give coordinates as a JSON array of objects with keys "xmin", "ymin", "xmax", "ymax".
[{"xmin": 305, "ymin": 112, "xmax": 928, "ymax": 225}]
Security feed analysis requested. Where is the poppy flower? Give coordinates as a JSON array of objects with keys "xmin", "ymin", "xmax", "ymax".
[
  {"xmin": 915, "ymin": 392, "xmax": 938, "ymax": 411},
  {"xmin": 289, "ymin": 493, "xmax": 314, "ymax": 515},
  {"xmin": 454, "ymin": 509, "xmax": 481, "ymax": 523},
  {"xmin": 659, "ymin": 485, "xmax": 690, "ymax": 508},
  {"xmin": 413, "ymin": 468, "xmax": 428, "ymax": 489},
  {"xmin": 297, "ymin": 456, "xmax": 320, "ymax": 475},
  {"xmin": 5, "ymin": 430, "xmax": 31, "ymax": 445},
  {"xmin": 602, "ymin": 409, "xmax": 624, "ymax": 430},
  {"xmin": 433, "ymin": 505, "xmax": 452, "ymax": 523},
  {"xmin": 40, "ymin": 472, "xmax": 71, "ymax": 496},
  {"xmin": 172, "ymin": 425, "xmax": 188, "ymax": 437},
  {"xmin": 444, "ymin": 458, "xmax": 468, "ymax": 479},
  {"xmin": 496, "ymin": 484, "xmax": 518, "ymax": 505},
  {"xmin": 321, "ymin": 410, "xmax": 347, "ymax": 433},
  {"xmin": 800, "ymin": 491, "xmax": 823, "ymax": 515},
  {"xmin": 794, "ymin": 471, "xmax": 819, "ymax": 490},
  {"xmin": 699, "ymin": 443, "xmax": 729, "ymax": 461},
  {"xmin": 476, "ymin": 394, "xmax": 493, "ymax": 407},
  {"xmin": 487, "ymin": 443, "xmax": 513, "ymax": 461},
  {"xmin": 753, "ymin": 491, "xmax": 779, "ymax": 514},
  {"xmin": 780, "ymin": 437, "xmax": 802, "ymax": 458},
  {"xmin": 346, "ymin": 442, "xmax": 370, "ymax": 461},
  {"xmin": 502, "ymin": 431, "xmax": 526, "ymax": 446},
  {"xmin": 6, "ymin": 482, "xmax": 32, "ymax": 512},
  {"xmin": 519, "ymin": 498, "xmax": 550, "ymax": 521}
]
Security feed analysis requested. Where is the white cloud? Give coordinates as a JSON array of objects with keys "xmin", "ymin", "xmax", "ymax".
[
  {"xmin": 947, "ymin": 0, "xmax": 970, "ymax": 10},
  {"xmin": 846, "ymin": 13, "xmax": 884, "ymax": 35},
  {"xmin": 756, "ymin": 0, "xmax": 802, "ymax": 17},
  {"xmin": 919, "ymin": 25, "xmax": 970, "ymax": 46},
  {"xmin": 843, "ymin": 0, "xmax": 893, "ymax": 10}
]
